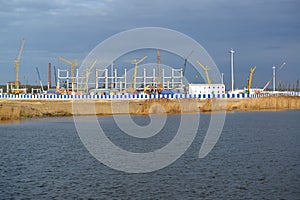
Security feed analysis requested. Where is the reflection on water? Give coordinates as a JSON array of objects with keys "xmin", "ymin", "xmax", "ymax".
[{"xmin": 0, "ymin": 119, "xmax": 21, "ymax": 125}]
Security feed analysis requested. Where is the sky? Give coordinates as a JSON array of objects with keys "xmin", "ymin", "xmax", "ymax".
[{"xmin": 0, "ymin": 0, "xmax": 299, "ymax": 90}]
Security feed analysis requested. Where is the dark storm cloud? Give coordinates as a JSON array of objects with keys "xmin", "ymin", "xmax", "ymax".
[{"xmin": 0, "ymin": 0, "xmax": 299, "ymax": 88}]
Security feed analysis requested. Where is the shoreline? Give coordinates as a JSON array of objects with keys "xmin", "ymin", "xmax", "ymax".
[{"xmin": 0, "ymin": 96, "xmax": 299, "ymax": 121}]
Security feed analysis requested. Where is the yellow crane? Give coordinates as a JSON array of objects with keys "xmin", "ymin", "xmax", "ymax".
[
  {"xmin": 196, "ymin": 60, "xmax": 211, "ymax": 84},
  {"xmin": 157, "ymin": 50, "xmax": 163, "ymax": 92},
  {"xmin": 132, "ymin": 56, "xmax": 147, "ymax": 90},
  {"xmin": 84, "ymin": 60, "xmax": 97, "ymax": 93},
  {"xmin": 59, "ymin": 57, "xmax": 78, "ymax": 92},
  {"xmin": 14, "ymin": 38, "xmax": 26, "ymax": 89},
  {"xmin": 247, "ymin": 66, "xmax": 256, "ymax": 93}
]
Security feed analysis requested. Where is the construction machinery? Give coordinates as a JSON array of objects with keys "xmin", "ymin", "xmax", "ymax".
[
  {"xmin": 182, "ymin": 51, "xmax": 193, "ymax": 76},
  {"xmin": 36, "ymin": 67, "xmax": 44, "ymax": 93},
  {"xmin": 132, "ymin": 56, "xmax": 147, "ymax": 90},
  {"xmin": 48, "ymin": 63, "xmax": 51, "ymax": 90},
  {"xmin": 262, "ymin": 62, "xmax": 286, "ymax": 92},
  {"xmin": 84, "ymin": 60, "xmax": 97, "ymax": 92},
  {"xmin": 156, "ymin": 50, "xmax": 163, "ymax": 92},
  {"xmin": 8, "ymin": 38, "xmax": 26, "ymax": 94},
  {"xmin": 246, "ymin": 66, "xmax": 256, "ymax": 93},
  {"xmin": 53, "ymin": 65, "xmax": 58, "ymax": 88},
  {"xmin": 59, "ymin": 57, "xmax": 78, "ymax": 92},
  {"xmin": 14, "ymin": 38, "xmax": 25, "ymax": 89},
  {"xmin": 196, "ymin": 60, "xmax": 211, "ymax": 84},
  {"xmin": 7, "ymin": 38, "xmax": 26, "ymax": 94}
]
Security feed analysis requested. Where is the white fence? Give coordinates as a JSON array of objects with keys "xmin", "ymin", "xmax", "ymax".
[{"xmin": 0, "ymin": 92, "xmax": 299, "ymax": 100}]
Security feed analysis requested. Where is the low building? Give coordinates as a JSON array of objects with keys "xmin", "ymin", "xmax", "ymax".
[{"xmin": 188, "ymin": 84, "xmax": 225, "ymax": 95}]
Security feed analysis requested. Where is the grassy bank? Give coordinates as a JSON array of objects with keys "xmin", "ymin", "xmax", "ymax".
[{"xmin": 0, "ymin": 96, "xmax": 299, "ymax": 121}]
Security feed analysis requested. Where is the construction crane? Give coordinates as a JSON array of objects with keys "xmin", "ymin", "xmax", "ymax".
[
  {"xmin": 59, "ymin": 57, "xmax": 78, "ymax": 92},
  {"xmin": 246, "ymin": 66, "xmax": 256, "ymax": 93},
  {"xmin": 262, "ymin": 81, "xmax": 271, "ymax": 91},
  {"xmin": 14, "ymin": 38, "xmax": 26, "ymax": 89},
  {"xmin": 196, "ymin": 60, "xmax": 211, "ymax": 84},
  {"xmin": 84, "ymin": 60, "xmax": 97, "ymax": 92},
  {"xmin": 157, "ymin": 50, "xmax": 163, "ymax": 92},
  {"xmin": 132, "ymin": 56, "xmax": 147, "ymax": 90},
  {"xmin": 262, "ymin": 62, "xmax": 286, "ymax": 91},
  {"xmin": 182, "ymin": 50, "xmax": 193, "ymax": 76},
  {"xmin": 36, "ymin": 67, "xmax": 44, "ymax": 93},
  {"xmin": 53, "ymin": 65, "xmax": 57, "ymax": 88}
]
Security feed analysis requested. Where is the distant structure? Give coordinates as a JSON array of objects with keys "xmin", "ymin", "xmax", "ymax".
[
  {"xmin": 229, "ymin": 48, "xmax": 235, "ymax": 92},
  {"xmin": 272, "ymin": 65, "xmax": 276, "ymax": 92},
  {"xmin": 48, "ymin": 63, "xmax": 51, "ymax": 90},
  {"xmin": 221, "ymin": 73, "xmax": 224, "ymax": 84},
  {"xmin": 188, "ymin": 83, "xmax": 225, "ymax": 95}
]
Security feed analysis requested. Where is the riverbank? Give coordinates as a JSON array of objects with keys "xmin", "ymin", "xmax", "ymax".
[{"xmin": 0, "ymin": 96, "xmax": 299, "ymax": 120}]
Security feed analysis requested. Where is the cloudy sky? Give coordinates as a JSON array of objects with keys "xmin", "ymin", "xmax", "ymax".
[{"xmin": 0, "ymin": 0, "xmax": 299, "ymax": 89}]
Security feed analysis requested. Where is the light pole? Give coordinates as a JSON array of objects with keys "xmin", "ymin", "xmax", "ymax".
[
  {"xmin": 272, "ymin": 65, "xmax": 276, "ymax": 92},
  {"xmin": 221, "ymin": 73, "xmax": 224, "ymax": 84},
  {"xmin": 229, "ymin": 48, "xmax": 235, "ymax": 92}
]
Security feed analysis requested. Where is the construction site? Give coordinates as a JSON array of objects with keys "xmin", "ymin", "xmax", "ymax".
[
  {"xmin": 1, "ymin": 38, "xmax": 299, "ymax": 98},
  {"xmin": 0, "ymin": 38, "xmax": 300, "ymax": 120}
]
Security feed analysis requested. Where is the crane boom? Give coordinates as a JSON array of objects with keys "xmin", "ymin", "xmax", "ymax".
[
  {"xmin": 84, "ymin": 60, "xmax": 97, "ymax": 92},
  {"xmin": 262, "ymin": 81, "xmax": 271, "ymax": 91},
  {"xmin": 247, "ymin": 66, "xmax": 256, "ymax": 92},
  {"xmin": 59, "ymin": 57, "xmax": 78, "ymax": 92},
  {"xmin": 196, "ymin": 60, "xmax": 211, "ymax": 84},
  {"xmin": 132, "ymin": 56, "xmax": 147, "ymax": 90},
  {"xmin": 36, "ymin": 67, "xmax": 44, "ymax": 93},
  {"xmin": 14, "ymin": 38, "xmax": 26, "ymax": 88},
  {"xmin": 157, "ymin": 50, "xmax": 161, "ymax": 84},
  {"xmin": 54, "ymin": 65, "xmax": 57, "ymax": 88},
  {"xmin": 182, "ymin": 50, "xmax": 193, "ymax": 76},
  {"xmin": 262, "ymin": 62, "xmax": 286, "ymax": 91},
  {"xmin": 157, "ymin": 50, "xmax": 163, "ymax": 92}
]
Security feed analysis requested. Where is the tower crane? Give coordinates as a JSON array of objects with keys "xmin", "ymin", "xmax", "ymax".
[
  {"xmin": 84, "ymin": 60, "xmax": 97, "ymax": 93},
  {"xmin": 196, "ymin": 60, "xmax": 211, "ymax": 84},
  {"xmin": 14, "ymin": 38, "xmax": 26, "ymax": 89},
  {"xmin": 59, "ymin": 57, "xmax": 78, "ymax": 92},
  {"xmin": 132, "ymin": 56, "xmax": 147, "ymax": 90},
  {"xmin": 246, "ymin": 66, "xmax": 256, "ymax": 93}
]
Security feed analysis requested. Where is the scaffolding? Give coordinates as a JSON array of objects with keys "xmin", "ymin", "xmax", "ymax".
[
  {"xmin": 56, "ymin": 67, "xmax": 184, "ymax": 94},
  {"xmin": 95, "ymin": 68, "xmax": 183, "ymax": 91}
]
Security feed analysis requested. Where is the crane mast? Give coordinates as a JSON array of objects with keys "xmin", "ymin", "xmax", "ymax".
[
  {"xmin": 157, "ymin": 50, "xmax": 161, "ymax": 83},
  {"xmin": 14, "ymin": 38, "xmax": 26, "ymax": 89},
  {"xmin": 182, "ymin": 50, "xmax": 193, "ymax": 76},
  {"xmin": 84, "ymin": 60, "xmax": 97, "ymax": 92},
  {"xmin": 157, "ymin": 50, "xmax": 163, "ymax": 92},
  {"xmin": 59, "ymin": 57, "xmax": 78, "ymax": 92},
  {"xmin": 247, "ymin": 66, "xmax": 256, "ymax": 93},
  {"xmin": 132, "ymin": 56, "xmax": 147, "ymax": 90},
  {"xmin": 36, "ymin": 67, "xmax": 44, "ymax": 93}
]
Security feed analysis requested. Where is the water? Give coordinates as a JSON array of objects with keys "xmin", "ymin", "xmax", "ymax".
[{"xmin": 0, "ymin": 111, "xmax": 299, "ymax": 199}]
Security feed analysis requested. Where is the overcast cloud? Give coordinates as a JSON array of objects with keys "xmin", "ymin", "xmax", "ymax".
[{"xmin": 0, "ymin": 0, "xmax": 299, "ymax": 89}]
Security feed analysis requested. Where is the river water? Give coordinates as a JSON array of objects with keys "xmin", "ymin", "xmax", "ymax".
[{"xmin": 0, "ymin": 111, "xmax": 299, "ymax": 199}]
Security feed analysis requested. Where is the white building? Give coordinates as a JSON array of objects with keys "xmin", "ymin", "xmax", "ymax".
[{"xmin": 188, "ymin": 84, "xmax": 225, "ymax": 95}]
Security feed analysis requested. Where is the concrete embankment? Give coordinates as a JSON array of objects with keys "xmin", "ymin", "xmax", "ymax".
[{"xmin": 0, "ymin": 96, "xmax": 299, "ymax": 121}]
